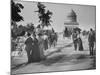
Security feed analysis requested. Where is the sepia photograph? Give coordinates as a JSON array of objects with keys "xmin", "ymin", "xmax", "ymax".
[{"xmin": 11, "ymin": 0, "xmax": 96, "ymax": 74}]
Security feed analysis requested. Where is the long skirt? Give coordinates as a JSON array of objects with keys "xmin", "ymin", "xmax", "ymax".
[
  {"xmin": 44, "ymin": 39, "xmax": 48, "ymax": 50},
  {"xmin": 31, "ymin": 44, "xmax": 41, "ymax": 62},
  {"xmin": 73, "ymin": 39, "xmax": 78, "ymax": 50},
  {"xmin": 78, "ymin": 38, "xmax": 84, "ymax": 51},
  {"xmin": 25, "ymin": 45, "xmax": 33, "ymax": 63}
]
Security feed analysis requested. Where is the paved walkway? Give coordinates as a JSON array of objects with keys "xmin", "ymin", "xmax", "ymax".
[{"xmin": 11, "ymin": 37, "xmax": 96, "ymax": 75}]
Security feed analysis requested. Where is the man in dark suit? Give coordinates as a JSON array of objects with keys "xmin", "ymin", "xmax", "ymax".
[{"xmin": 88, "ymin": 28, "xmax": 95, "ymax": 56}]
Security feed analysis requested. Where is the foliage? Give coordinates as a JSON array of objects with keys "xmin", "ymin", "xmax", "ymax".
[
  {"xmin": 11, "ymin": 0, "xmax": 24, "ymax": 22},
  {"xmin": 35, "ymin": 2, "xmax": 53, "ymax": 27},
  {"xmin": 11, "ymin": 23, "xmax": 35, "ymax": 39},
  {"xmin": 26, "ymin": 23, "xmax": 35, "ymax": 33}
]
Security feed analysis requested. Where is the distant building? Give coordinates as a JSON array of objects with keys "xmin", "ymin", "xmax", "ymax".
[{"xmin": 64, "ymin": 9, "xmax": 79, "ymax": 37}]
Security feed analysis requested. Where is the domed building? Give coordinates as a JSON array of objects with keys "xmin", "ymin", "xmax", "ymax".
[{"xmin": 64, "ymin": 9, "xmax": 79, "ymax": 37}]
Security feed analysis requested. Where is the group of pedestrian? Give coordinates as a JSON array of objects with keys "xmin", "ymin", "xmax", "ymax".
[
  {"xmin": 25, "ymin": 30, "xmax": 58, "ymax": 64},
  {"xmin": 25, "ymin": 32, "xmax": 46, "ymax": 64},
  {"xmin": 72, "ymin": 30, "xmax": 84, "ymax": 51},
  {"xmin": 72, "ymin": 28, "xmax": 95, "ymax": 56},
  {"xmin": 12, "ymin": 27, "xmax": 95, "ymax": 64}
]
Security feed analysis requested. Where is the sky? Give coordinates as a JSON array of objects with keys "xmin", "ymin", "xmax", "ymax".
[{"xmin": 15, "ymin": 0, "xmax": 96, "ymax": 32}]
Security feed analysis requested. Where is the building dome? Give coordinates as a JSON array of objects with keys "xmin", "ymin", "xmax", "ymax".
[
  {"xmin": 64, "ymin": 9, "xmax": 79, "ymax": 37},
  {"xmin": 67, "ymin": 9, "xmax": 76, "ymax": 17},
  {"xmin": 66, "ymin": 9, "xmax": 77, "ymax": 23},
  {"xmin": 64, "ymin": 9, "xmax": 79, "ymax": 25}
]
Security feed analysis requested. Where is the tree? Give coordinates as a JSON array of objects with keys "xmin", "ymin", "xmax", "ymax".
[
  {"xmin": 26, "ymin": 23, "xmax": 35, "ymax": 33},
  {"xmin": 11, "ymin": 0, "xmax": 24, "ymax": 22},
  {"xmin": 11, "ymin": 0, "xmax": 24, "ymax": 39},
  {"xmin": 35, "ymin": 2, "xmax": 53, "ymax": 28}
]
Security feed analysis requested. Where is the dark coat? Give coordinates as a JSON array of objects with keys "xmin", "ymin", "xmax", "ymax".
[
  {"xmin": 88, "ymin": 31, "xmax": 95, "ymax": 46},
  {"xmin": 25, "ymin": 37, "xmax": 34, "ymax": 63},
  {"xmin": 31, "ymin": 38, "xmax": 41, "ymax": 62},
  {"xmin": 25, "ymin": 37, "xmax": 33, "ymax": 52},
  {"xmin": 72, "ymin": 32, "xmax": 78, "ymax": 41},
  {"xmin": 78, "ymin": 37, "xmax": 84, "ymax": 51}
]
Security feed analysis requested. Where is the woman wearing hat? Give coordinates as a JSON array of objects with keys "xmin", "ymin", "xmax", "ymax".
[
  {"xmin": 25, "ymin": 33, "xmax": 34, "ymax": 63},
  {"xmin": 31, "ymin": 33, "xmax": 41, "ymax": 62}
]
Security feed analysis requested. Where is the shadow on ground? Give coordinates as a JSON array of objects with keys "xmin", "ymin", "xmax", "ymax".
[
  {"xmin": 46, "ymin": 43, "xmax": 73, "ymax": 57},
  {"xmin": 11, "ymin": 43, "xmax": 73, "ymax": 70},
  {"xmin": 11, "ymin": 43, "xmax": 96, "ymax": 71},
  {"xmin": 39, "ymin": 53, "xmax": 96, "ymax": 67}
]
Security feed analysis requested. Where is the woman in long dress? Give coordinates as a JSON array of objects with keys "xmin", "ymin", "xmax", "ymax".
[
  {"xmin": 77, "ymin": 31, "xmax": 84, "ymax": 51},
  {"xmin": 31, "ymin": 34, "xmax": 41, "ymax": 62},
  {"xmin": 25, "ymin": 33, "xmax": 34, "ymax": 63}
]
